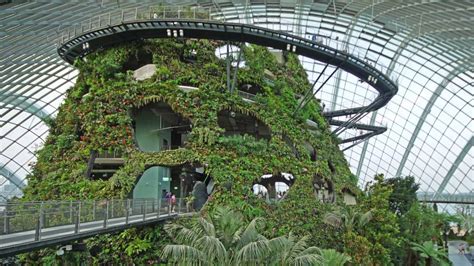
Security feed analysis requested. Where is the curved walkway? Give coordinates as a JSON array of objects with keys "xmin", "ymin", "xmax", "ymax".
[{"xmin": 57, "ymin": 19, "xmax": 397, "ymax": 120}]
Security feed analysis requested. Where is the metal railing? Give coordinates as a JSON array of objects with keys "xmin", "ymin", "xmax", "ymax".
[
  {"xmin": 57, "ymin": 6, "xmax": 215, "ymax": 45},
  {"xmin": 305, "ymin": 35, "xmax": 400, "ymax": 84},
  {"xmin": 55, "ymin": 5, "xmax": 398, "ymax": 86},
  {"xmin": 417, "ymin": 193, "xmax": 474, "ymax": 204},
  {"xmin": 0, "ymin": 198, "xmax": 190, "ymax": 245}
]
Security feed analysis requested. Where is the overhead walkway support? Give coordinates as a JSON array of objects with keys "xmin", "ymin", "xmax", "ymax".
[
  {"xmin": 0, "ymin": 198, "xmax": 191, "ymax": 257},
  {"xmin": 56, "ymin": 7, "xmax": 397, "ymax": 122}
]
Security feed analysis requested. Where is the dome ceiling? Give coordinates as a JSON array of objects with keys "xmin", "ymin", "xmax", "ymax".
[{"xmin": 1, "ymin": 0, "xmax": 472, "ymax": 202}]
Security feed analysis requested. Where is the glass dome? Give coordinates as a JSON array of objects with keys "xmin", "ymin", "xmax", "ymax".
[{"xmin": 1, "ymin": 0, "xmax": 472, "ymax": 203}]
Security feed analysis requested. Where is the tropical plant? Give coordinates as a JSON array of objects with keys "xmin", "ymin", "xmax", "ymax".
[
  {"xmin": 393, "ymin": 203, "xmax": 453, "ymax": 265},
  {"xmin": 410, "ymin": 241, "xmax": 449, "ymax": 266},
  {"xmin": 267, "ymin": 233, "xmax": 321, "ymax": 265},
  {"xmin": 457, "ymin": 213, "xmax": 474, "ymax": 235},
  {"xmin": 316, "ymin": 248, "xmax": 351, "ymax": 266},
  {"xmin": 162, "ymin": 207, "xmax": 334, "ymax": 265},
  {"xmin": 384, "ymin": 176, "xmax": 419, "ymax": 216},
  {"xmin": 162, "ymin": 207, "xmax": 268, "ymax": 264},
  {"xmin": 323, "ymin": 207, "xmax": 373, "ymax": 233}
]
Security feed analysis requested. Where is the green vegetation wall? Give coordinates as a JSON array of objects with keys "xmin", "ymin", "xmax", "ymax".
[{"xmin": 23, "ymin": 39, "xmax": 359, "ymax": 263}]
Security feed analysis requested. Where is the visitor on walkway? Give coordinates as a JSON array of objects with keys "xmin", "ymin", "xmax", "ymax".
[
  {"xmin": 165, "ymin": 192, "xmax": 171, "ymax": 212},
  {"xmin": 170, "ymin": 193, "xmax": 177, "ymax": 213},
  {"xmin": 458, "ymin": 243, "xmax": 466, "ymax": 254}
]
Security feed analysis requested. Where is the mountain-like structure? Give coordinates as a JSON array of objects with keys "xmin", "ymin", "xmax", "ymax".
[{"xmin": 23, "ymin": 39, "xmax": 359, "ymax": 262}]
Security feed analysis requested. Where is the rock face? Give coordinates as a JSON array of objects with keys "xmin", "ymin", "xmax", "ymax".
[
  {"xmin": 133, "ymin": 64, "xmax": 156, "ymax": 81},
  {"xmin": 192, "ymin": 181, "xmax": 208, "ymax": 211}
]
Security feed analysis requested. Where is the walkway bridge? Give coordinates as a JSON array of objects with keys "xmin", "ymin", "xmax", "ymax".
[
  {"xmin": 56, "ymin": 5, "xmax": 398, "ymax": 149},
  {"xmin": 0, "ymin": 198, "xmax": 191, "ymax": 257},
  {"xmin": 417, "ymin": 192, "xmax": 474, "ymax": 205}
]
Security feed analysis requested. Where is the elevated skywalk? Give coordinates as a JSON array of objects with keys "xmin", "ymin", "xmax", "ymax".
[
  {"xmin": 56, "ymin": 6, "xmax": 397, "ymax": 149},
  {"xmin": 0, "ymin": 198, "xmax": 191, "ymax": 257},
  {"xmin": 417, "ymin": 192, "xmax": 474, "ymax": 205}
]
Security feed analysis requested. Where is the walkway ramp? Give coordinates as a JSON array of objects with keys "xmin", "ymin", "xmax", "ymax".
[{"xmin": 0, "ymin": 198, "xmax": 191, "ymax": 257}]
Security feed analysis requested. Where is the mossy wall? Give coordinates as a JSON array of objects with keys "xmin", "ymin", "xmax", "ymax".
[{"xmin": 23, "ymin": 39, "xmax": 359, "ymax": 262}]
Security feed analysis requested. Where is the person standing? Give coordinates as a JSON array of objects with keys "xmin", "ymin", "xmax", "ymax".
[
  {"xmin": 170, "ymin": 193, "xmax": 177, "ymax": 212},
  {"xmin": 165, "ymin": 192, "xmax": 171, "ymax": 213}
]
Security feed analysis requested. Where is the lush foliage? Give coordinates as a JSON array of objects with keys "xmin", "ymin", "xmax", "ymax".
[
  {"xmin": 20, "ymin": 39, "xmax": 356, "ymax": 263},
  {"xmin": 384, "ymin": 176, "xmax": 419, "ymax": 216},
  {"xmin": 163, "ymin": 207, "xmax": 349, "ymax": 265},
  {"xmin": 17, "ymin": 39, "xmax": 455, "ymax": 265},
  {"xmin": 411, "ymin": 241, "xmax": 450, "ymax": 266}
]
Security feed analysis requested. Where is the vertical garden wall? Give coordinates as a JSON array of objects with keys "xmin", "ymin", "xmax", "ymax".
[{"xmin": 21, "ymin": 39, "xmax": 364, "ymax": 263}]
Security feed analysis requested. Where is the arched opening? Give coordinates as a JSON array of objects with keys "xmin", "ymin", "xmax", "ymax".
[
  {"xmin": 342, "ymin": 188, "xmax": 357, "ymax": 205},
  {"xmin": 313, "ymin": 174, "xmax": 335, "ymax": 203},
  {"xmin": 217, "ymin": 110, "xmax": 271, "ymax": 140},
  {"xmin": 133, "ymin": 102, "xmax": 191, "ymax": 152},
  {"xmin": 123, "ymin": 48, "xmax": 153, "ymax": 72},
  {"xmin": 253, "ymin": 172, "xmax": 295, "ymax": 202},
  {"xmin": 133, "ymin": 163, "xmax": 213, "ymax": 211}
]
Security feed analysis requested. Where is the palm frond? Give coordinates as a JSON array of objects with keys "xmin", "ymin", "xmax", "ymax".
[
  {"xmin": 293, "ymin": 254, "xmax": 322, "ymax": 266},
  {"xmin": 199, "ymin": 217, "xmax": 216, "ymax": 237},
  {"xmin": 359, "ymin": 210, "xmax": 373, "ymax": 227},
  {"xmin": 317, "ymin": 249, "xmax": 350, "ymax": 266},
  {"xmin": 173, "ymin": 226, "xmax": 203, "ymax": 246},
  {"xmin": 213, "ymin": 207, "xmax": 243, "ymax": 248},
  {"xmin": 290, "ymin": 235, "xmax": 311, "ymax": 258},
  {"xmin": 268, "ymin": 235, "xmax": 291, "ymax": 262},
  {"xmin": 235, "ymin": 239, "xmax": 270, "ymax": 264},
  {"xmin": 161, "ymin": 244, "xmax": 206, "ymax": 264},
  {"xmin": 299, "ymin": 246, "xmax": 322, "ymax": 256},
  {"xmin": 323, "ymin": 213, "xmax": 342, "ymax": 228},
  {"xmin": 194, "ymin": 235, "xmax": 227, "ymax": 263},
  {"xmin": 236, "ymin": 217, "xmax": 266, "ymax": 249}
]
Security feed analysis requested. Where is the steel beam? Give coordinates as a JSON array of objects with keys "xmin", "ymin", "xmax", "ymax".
[
  {"xmin": 434, "ymin": 137, "xmax": 473, "ymax": 197},
  {"xmin": 0, "ymin": 94, "xmax": 51, "ymax": 121},
  {"xmin": 0, "ymin": 163, "xmax": 26, "ymax": 191},
  {"xmin": 395, "ymin": 65, "xmax": 469, "ymax": 177}
]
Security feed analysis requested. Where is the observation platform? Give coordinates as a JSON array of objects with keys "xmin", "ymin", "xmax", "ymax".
[
  {"xmin": 0, "ymin": 198, "xmax": 191, "ymax": 257},
  {"xmin": 56, "ymin": 6, "xmax": 398, "ymax": 148}
]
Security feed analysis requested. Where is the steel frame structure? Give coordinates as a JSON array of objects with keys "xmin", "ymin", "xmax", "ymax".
[{"xmin": 1, "ymin": 0, "xmax": 472, "ymax": 201}]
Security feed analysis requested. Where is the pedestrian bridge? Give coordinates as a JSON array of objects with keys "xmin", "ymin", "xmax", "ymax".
[{"xmin": 0, "ymin": 198, "xmax": 191, "ymax": 257}]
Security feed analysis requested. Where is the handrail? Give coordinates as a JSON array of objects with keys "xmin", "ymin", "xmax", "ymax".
[
  {"xmin": 1, "ymin": 198, "xmax": 190, "ymax": 239},
  {"xmin": 55, "ymin": 6, "xmax": 397, "ymax": 96},
  {"xmin": 57, "ymin": 19, "xmax": 397, "ymax": 117}
]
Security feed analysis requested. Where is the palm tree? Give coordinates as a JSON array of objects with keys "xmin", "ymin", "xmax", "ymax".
[
  {"xmin": 410, "ymin": 241, "xmax": 449, "ymax": 266},
  {"xmin": 267, "ymin": 234, "xmax": 350, "ymax": 266},
  {"xmin": 161, "ymin": 207, "xmax": 270, "ymax": 265},
  {"xmin": 457, "ymin": 213, "xmax": 474, "ymax": 235},
  {"xmin": 161, "ymin": 207, "xmax": 338, "ymax": 265},
  {"xmin": 316, "ymin": 249, "xmax": 351, "ymax": 266},
  {"xmin": 267, "ymin": 233, "xmax": 321, "ymax": 265},
  {"xmin": 323, "ymin": 207, "xmax": 372, "ymax": 233}
]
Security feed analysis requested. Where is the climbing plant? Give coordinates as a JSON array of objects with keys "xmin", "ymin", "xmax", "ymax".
[{"xmin": 21, "ymin": 39, "xmax": 359, "ymax": 263}]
